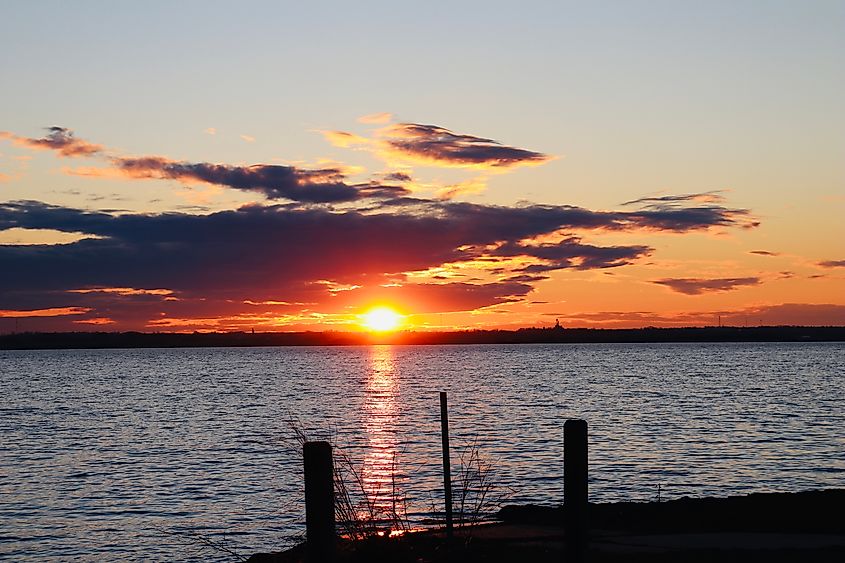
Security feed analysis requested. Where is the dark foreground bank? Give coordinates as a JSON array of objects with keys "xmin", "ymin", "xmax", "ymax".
[
  {"xmin": 248, "ymin": 489, "xmax": 845, "ymax": 562},
  {"xmin": 2, "ymin": 325, "xmax": 844, "ymax": 349}
]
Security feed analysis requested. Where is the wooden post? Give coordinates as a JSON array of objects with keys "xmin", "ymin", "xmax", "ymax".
[
  {"xmin": 440, "ymin": 391, "xmax": 454, "ymax": 538},
  {"xmin": 304, "ymin": 441, "xmax": 335, "ymax": 561},
  {"xmin": 564, "ymin": 419, "xmax": 588, "ymax": 560}
]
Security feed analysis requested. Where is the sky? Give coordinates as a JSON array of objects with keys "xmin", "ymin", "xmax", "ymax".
[{"xmin": 1, "ymin": 0, "xmax": 843, "ymax": 332}]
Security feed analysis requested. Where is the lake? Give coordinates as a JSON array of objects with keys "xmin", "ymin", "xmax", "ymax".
[{"xmin": 1, "ymin": 342, "xmax": 843, "ymax": 560}]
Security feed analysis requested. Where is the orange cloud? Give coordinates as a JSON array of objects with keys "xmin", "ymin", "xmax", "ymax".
[
  {"xmin": 320, "ymin": 130, "xmax": 370, "ymax": 148},
  {"xmin": 0, "ymin": 227, "xmax": 100, "ymax": 245},
  {"xmin": 358, "ymin": 112, "xmax": 393, "ymax": 124},
  {"xmin": 63, "ymin": 165, "xmax": 131, "ymax": 179},
  {"xmin": 375, "ymin": 123, "xmax": 553, "ymax": 170},
  {"xmin": 436, "ymin": 177, "xmax": 488, "ymax": 200},
  {"xmin": 318, "ymin": 121, "xmax": 554, "ymax": 172},
  {"xmin": 68, "ymin": 287, "xmax": 175, "ymax": 296},
  {"xmin": 74, "ymin": 317, "xmax": 115, "ymax": 325},
  {"xmin": 0, "ymin": 127, "xmax": 104, "ymax": 157},
  {"xmin": 0, "ymin": 306, "xmax": 90, "ymax": 318}
]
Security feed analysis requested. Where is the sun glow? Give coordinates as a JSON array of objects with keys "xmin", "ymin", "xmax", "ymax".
[{"xmin": 361, "ymin": 306, "xmax": 404, "ymax": 332}]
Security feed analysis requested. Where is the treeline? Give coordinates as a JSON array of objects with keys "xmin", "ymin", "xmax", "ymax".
[{"xmin": 1, "ymin": 325, "xmax": 844, "ymax": 350}]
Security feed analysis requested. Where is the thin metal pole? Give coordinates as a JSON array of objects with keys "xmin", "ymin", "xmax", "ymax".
[{"xmin": 440, "ymin": 391, "xmax": 454, "ymax": 538}]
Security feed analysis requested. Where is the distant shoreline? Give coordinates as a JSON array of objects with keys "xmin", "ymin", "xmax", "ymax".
[{"xmin": 1, "ymin": 325, "xmax": 844, "ymax": 350}]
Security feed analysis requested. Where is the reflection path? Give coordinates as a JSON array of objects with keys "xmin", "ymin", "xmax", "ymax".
[{"xmin": 361, "ymin": 345, "xmax": 403, "ymax": 518}]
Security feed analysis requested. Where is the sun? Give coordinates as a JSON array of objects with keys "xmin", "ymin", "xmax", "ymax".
[{"xmin": 361, "ymin": 306, "xmax": 404, "ymax": 332}]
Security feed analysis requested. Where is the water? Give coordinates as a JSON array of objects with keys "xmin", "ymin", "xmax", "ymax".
[{"xmin": 1, "ymin": 342, "xmax": 843, "ymax": 560}]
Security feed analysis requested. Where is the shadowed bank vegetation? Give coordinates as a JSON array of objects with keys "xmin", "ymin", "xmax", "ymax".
[
  {"xmin": 249, "ymin": 489, "xmax": 845, "ymax": 562},
  {"xmin": 2, "ymin": 325, "xmax": 844, "ymax": 350}
]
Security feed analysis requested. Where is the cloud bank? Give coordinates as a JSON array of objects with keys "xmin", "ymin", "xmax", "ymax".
[{"xmin": 0, "ymin": 124, "xmax": 779, "ymax": 330}]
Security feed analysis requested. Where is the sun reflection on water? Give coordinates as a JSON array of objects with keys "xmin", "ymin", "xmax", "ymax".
[{"xmin": 362, "ymin": 345, "xmax": 402, "ymax": 516}]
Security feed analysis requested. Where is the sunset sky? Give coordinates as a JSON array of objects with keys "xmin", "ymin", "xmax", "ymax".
[{"xmin": 1, "ymin": 1, "xmax": 843, "ymax": 332}]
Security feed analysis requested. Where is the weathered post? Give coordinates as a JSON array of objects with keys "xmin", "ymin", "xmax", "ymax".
[
  {"xmin": 440, "ymin": 391, "xmax": 454, "ymax": 538},
  {"xmin": 304, "ymin": 440, "xmax": 335, "ymax": 561},
  {"xmin": 564, "ymin": 418, "xmax": 588, "ymax": 561}
]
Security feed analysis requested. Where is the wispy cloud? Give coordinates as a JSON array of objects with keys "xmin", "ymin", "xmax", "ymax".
[
  {"xmin": 0, "ymin": 127, "xmax": 104, "ymax": 157},
  {"xmin": 4, "ymin": 126, "xmax": 410, "ymax": 204},
  {"xmin": 622, "ymin": 191, "xmax": 727, "ymax": 206},
  {"xmin": 106, "ymin": 156, "xmax": 407, "ymax": 203},
  {"xmin": 320, "ymin": 130, "xmax": 369, "ymax": 148},
  {"xmin": 652, "ymin": 277, "xmax": 762, "ymax": 295},
  {"xmin": 619, "ymin": 191, "xmax": 758, "ymax": 231},
  {"xmin": 818, "ymin": 259, "xmax": 845, "ymax": 268},
  {"xmin": 358, "ymin": 112, "xmax": 393, "ymax": 124},
  {"xmin": 435, "ymin": 177, "xmax": 487, "ymax": 200},
  {"xmin": 551, "ymin": 302, "xmax": 845, "ymax": 327}
]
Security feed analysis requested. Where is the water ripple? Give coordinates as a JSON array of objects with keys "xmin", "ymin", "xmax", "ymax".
[{"xmin": 0, "ymin": 342, "xmax": 843, "ymax": 561}]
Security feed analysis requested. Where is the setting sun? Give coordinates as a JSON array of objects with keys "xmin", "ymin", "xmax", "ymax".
[{"xmin": 361, "ymin": 307, "xmax": 404, "ymax": 332}]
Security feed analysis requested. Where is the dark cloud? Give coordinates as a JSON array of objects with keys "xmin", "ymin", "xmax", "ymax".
[
  {"xmin": 623, "ymin": 205, "xmax": 758, "ymax": 231},
  {"xmin": 0, "ymin": 195, "xmax": 759, "ymax": 302},
  {"xmin": 0, "ymin": 193, "xmax": 747, "ymax": 327},
  {"xmin": 619, "ymin": 191, "xmax": 759, "ymax": 230},
  {"xmin": 818, "ymin": 259, "xmax": 845, "ymax": 268},
  {"xmin": 2, "ymin": 126, "xmax": 410, "ymax": 203},
  {"xmin": 652, "ymin": 277, "xmax": 763, "ymax": 295},
  {"xmin": 372, "ymin": 198, "xmax": 751, "ymax": 238},
  {"xmin": 383, "ymin": 172, "xmax": 413, "ymax": 182},
  {"xmin": 382, "ymin": 123, "xmax": 551, "ymax": 169},
  {"xmin": 493, "ymin": 237, "xmax": 652, "ymax": 272},
  {"xmin": 0, "ymin": 127, "xmax": 104, "ymax": 157},
  {"xmin": 0, "ymin": 201, "xmax": 465, "ymax": 297},
  {"xmin": 112, "ymin": 156, "xmax": 408, "ymax": 203},
  {"xmin": 750, "ymin": 250, "xmax": 780, "ymax": 256}
]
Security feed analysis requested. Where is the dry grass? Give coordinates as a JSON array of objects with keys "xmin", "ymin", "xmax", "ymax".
[{"xmin": 288, "ymin": 417, "xmax": 411, "ymax": 540}]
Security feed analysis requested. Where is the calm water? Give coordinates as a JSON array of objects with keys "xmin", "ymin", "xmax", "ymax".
[{"xmin": 1, "ymin": 343, "xmax": 843, "ymax": 560}]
